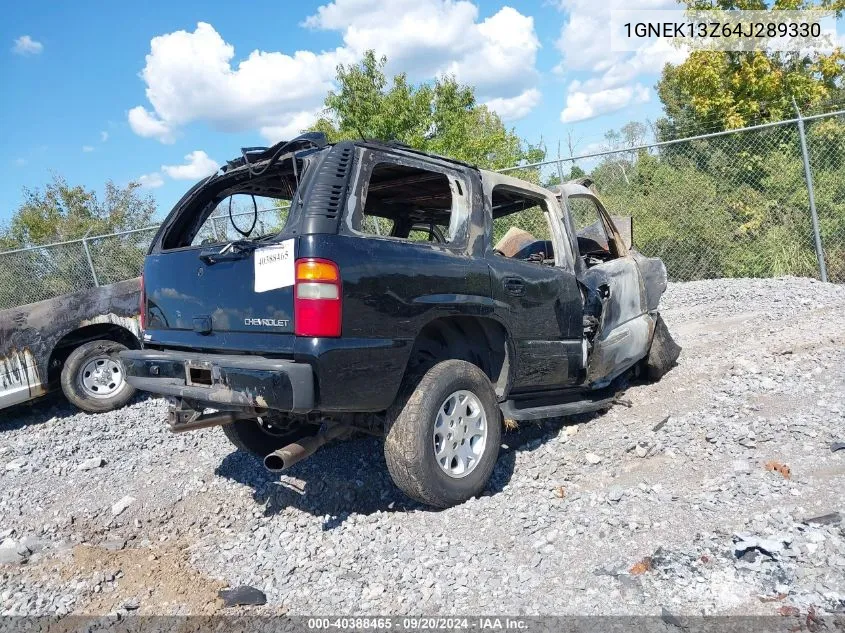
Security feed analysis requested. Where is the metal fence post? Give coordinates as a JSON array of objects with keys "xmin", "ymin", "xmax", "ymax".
[
  {"xmin": 792, "ymin": 100, "xmax": 828, "ymax": 282},
  {"xmin": 556, "ymin": 142, "xmax": 565, "ymax": 185},
  {"xmin": 81, "ymin": 236, "xmax": 100, "ymax": 287}
]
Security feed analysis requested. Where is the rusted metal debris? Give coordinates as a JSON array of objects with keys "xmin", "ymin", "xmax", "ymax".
[
  {"xmin": 806, "ymin": 606, "xmax": 823, "ymax": 632},
  {"xmin": 764, "ymin": 460, "xmax": 791, "ymax": 479},
  {"xmin": 629, "ymin": 557, "xmax": 653, "ymax": 575}
]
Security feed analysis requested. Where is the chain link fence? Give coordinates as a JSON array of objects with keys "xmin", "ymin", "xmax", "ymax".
[
  {"xmin": 0, "ymin": 207, "xmax": 286, "ymax": 310},
  {"xmin": 503, "ymin": 109, "xmax": 845, "ymax": 284},
  {"xmin": 1, "ymin": 111, "xmax": 843, "ymax": 310}
]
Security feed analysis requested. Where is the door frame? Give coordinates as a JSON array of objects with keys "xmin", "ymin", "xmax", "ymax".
[
  {"xmin": 557, "ymin": 182, "xmax": 652, "ymax": 387},
  {"xmin": 480, "ymin": 171, "xmax": 584, "ymax": 391}
]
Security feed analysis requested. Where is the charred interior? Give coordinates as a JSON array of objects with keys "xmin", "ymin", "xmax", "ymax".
[{"xmin": 356, "ymin": 163, "xmax": 454, "ymax": 240}]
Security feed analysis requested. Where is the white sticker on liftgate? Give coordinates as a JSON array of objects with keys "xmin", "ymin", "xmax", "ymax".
[{"xmin": 254, "ymin": 240, "xmax": 295, "ymax": 293}]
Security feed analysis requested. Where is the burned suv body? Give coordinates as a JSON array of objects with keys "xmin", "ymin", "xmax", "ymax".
[{"xmin": 122, "ymin": 133, "xmax": 679, "ymax": 508}]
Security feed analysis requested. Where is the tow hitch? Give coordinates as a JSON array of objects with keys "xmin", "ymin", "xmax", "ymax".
[{"xmin": 167, "ymin": 402, "xmax": 240, "ymax": 433}]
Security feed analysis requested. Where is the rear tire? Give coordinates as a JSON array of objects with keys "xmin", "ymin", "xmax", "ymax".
[
  {"xmin": 221, "ymin": 418, "xmax": 314, "ymax": 458},
  {"xmin": 61, "ymin": 340, "xmax": 136, "ymax": 413},
  {"xmin": 384, "ymin": 360, "xmax": 502, "ymax": 508}
]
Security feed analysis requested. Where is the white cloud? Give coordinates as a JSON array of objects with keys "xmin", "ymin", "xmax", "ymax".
[
  {"xmin": 82, "ymin": 145, "xmax": 94, "ymax": 153},
  {"xmin": 14, "ymin": 158, "xmax": 27, "ymax": 166},
  {"xmin": 129, "ymin": 106, "xmax": 175, "ymax": 144},
  {"xmin": 442, "ymin": 7, "xmax": 540, "ymax": 102},
  {"xmin": 306, "ymin": 0, "xmax": 481, "ymax": 74},
  {"xmin": 129, "ymin": 5, "xmax": 543, "ymax": 143},
  {"xmin": 308, "ymin": 1, "xmax": 541, "ymax": 104},
  {"xmin": 485, "ymin": 88, "xmax": 541, "ymax": 121},
  {"xmin": 555, "ymin": 0, "xmax": 675, "ymax": 72},
  {"xmin": 127, "ymin": 22, "xmax": 347, "ymax": 144},
  {"xmin": 161, "ymin": 150, "xmax": 219, "ymax": 180},
  {"xmin": 138, "ymin": 172, "xmax": 164, "ymax": 189},
  {"xmin": 561, "ymin": 83, "xmax": 650, "ymax": 123},
  {"xmin": 12, "ymin": 35, "xmax": 43, "ymax": 56},
  {"xmin": 555, "ymin": 0, "xmax": 688, "ymax": 123},
  {"xmin": 259, "ymin": 109, "xmax": 326, "ymax": 143},
  {"xmin": 100, "ymin": 131, "xmax": 109, "ymax": 142},
  {"xmin": 600, "ymin": 39, "xmax": 688, "ymax": 88}
]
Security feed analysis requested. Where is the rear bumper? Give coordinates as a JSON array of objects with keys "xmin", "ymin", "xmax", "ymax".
[{"xmin": 119, "ymin": 349, "xmax": 314, "ymax": 412}]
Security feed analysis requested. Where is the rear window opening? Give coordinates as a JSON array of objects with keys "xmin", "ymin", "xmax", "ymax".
[
  {"xmin": 352, "ymin": 162, "xmax": 467, "ymax": 244},
  {"xmin": 190, "ymin": 193, "xmax": 291, "ymax": 248},
  {"xmin": 161, "ymin": 162, "xmax": 303, "ymax": 251}
]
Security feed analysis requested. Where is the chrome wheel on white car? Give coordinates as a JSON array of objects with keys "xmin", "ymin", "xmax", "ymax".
[
  {"xmin": 80, "ymin": 357, "xmax": 125, "ymax": 398},
  {"xmin": 60, "ymin": 339, "xmax": 136, "ymax": 413}
]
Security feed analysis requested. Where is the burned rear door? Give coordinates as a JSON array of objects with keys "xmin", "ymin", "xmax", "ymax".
[
  {"xmin": 483, "ymin": 175, "xmax": 583, "ymax": 392},
  {"xmin": 560, "ymin": 184, "xmax": 652, "ymax": 388}
]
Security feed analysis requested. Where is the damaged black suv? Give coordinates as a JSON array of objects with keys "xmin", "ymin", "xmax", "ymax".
[{"xmin": 122, "ymin": 132, "xmax": 679, "ymax": 508}]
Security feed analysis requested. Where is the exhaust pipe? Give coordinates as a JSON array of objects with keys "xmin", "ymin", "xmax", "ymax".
[
  {"xmin": 264, "ymin": 423, "xmax": 350, "ymax": 472},
  {"xmin": 169, "ymin": 410, "xmax": 237, "ymax": 433}
]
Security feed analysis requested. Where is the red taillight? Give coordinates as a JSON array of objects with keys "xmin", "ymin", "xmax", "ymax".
[
  {"xmin": 139, "ymin": 273, "xmax": 146, "ymax": 331},
  {"xmin": 294, "ymin": 258, "xmax": 341, "ymax": 337}
]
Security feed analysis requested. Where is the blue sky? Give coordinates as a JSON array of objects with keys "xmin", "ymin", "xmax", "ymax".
[{"xmin": 1, "ymin": 0, "xmax": 696, "ymax": 226}]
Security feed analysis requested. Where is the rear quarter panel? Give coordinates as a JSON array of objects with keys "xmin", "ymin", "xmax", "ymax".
[
  {"xmin": 297, "ymin": 233, "xmax": 495, "ymax": 411},
  {"xmin": 0, "ymin": 279, "xmax": 140, "ymax": 409}
]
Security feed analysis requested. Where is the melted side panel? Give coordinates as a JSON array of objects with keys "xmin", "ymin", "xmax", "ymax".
[
  {"xmin": 81, "ymin": 313, "xmax": 142, "ymax": 339},
  {"xmin": 580, "ymin": 258, "xmax": 646, "ymax": 332},
  {"xmin": 587, "ymin": 312, "xmax": 654, "ymax": 388},
  {"xmin": 631, "ymin": 250, "xmax": 668, "ymax": 312},
  {"xmin": 0, "ymin": 348, "xmax": 43, "ymax": 407},
  {"xmin": 579, "ymin": 258, "xmax": 650, "ymax": 387},
  {"xmin": 0, "ymin": 278, "xmax": 141, "ymax": 408}
]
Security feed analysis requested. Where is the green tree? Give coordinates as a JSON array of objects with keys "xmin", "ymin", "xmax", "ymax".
[
  {"xmin": 0, "ymin": 177, "xmax": 158, "ymax": 308},
  {"xmin": 0, "ymin": 176, "xmax": 157, "ymax": 250},
  {"xmin": 656, "ymin": 0, "xmax": 845, "ymax": 139},
  {"xmin": 312, "ymin": 51, "xmax": 544, "ymax": 176}
]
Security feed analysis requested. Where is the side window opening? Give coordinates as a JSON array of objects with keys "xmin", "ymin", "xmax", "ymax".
[
  {"xmin": 490, "ymin": 187, "xmax": 555, "ymax": 265},
  {"xmin": 353, "ymin": 161, "xmax": 467, "ymax": 245},
  {"xmin": 568, "ymin": 195, "xmax": 621, "ymax": 265}
]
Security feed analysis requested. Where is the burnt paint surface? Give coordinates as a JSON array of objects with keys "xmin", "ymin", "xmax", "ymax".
[
  {"xmin": 479, "ymin": 172, "xmax": 584, "ymax": 394},
  {"xmin": 0, "ymin": 278, "xmax": 141, "ymax": 407},
  {"xmin": 631, "ymin": 250, "xmax": 669, "ymax": 312},
  {"xmin": 486, "ymin": 254, "xmax": 582, "ymax": 391},
  {"xmin": 557, "ymin": 183, "xmax": 668, "ymax": 387}
]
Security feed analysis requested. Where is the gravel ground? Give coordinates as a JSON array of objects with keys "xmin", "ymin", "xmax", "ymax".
[{"xmin": 1, "ymin": 277, "xmax": 844, "ymax": 618}]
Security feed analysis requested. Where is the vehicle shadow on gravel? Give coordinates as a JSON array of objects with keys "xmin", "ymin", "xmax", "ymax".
[
  {"xmin": 0, "ymin": 391, "xmax": 154, "ymax": 432},
  {"xmin": 214, "ymin": 417, "xmax": 581, "ymax": 529}
]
